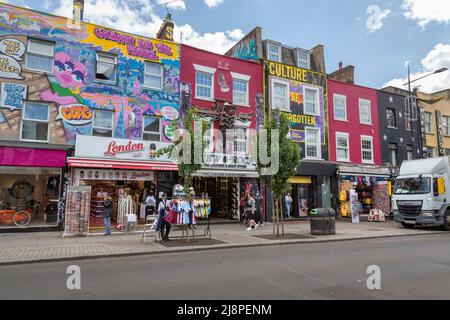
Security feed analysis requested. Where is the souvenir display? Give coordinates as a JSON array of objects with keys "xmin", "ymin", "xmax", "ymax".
[
  {"xmin": 64, "ymin": 186, "xmax": 91, "ymax": 237},
  {"xmin": 194, "ymin": 198, "xmax": 211, "ymax": 219}
]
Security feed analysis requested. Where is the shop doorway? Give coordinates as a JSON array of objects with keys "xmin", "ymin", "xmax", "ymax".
[
  {"xmin": 193, "ymin": 177, "xmax": 239, "ymax": 220},
  {"xmin": 0, "ymin": 166, "xmax": 62, "ymax": 228}
]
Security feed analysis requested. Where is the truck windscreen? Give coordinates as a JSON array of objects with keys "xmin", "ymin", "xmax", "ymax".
[{"xmin": 394, "ymin": 177, "xmax": 431, "ymax": 195}]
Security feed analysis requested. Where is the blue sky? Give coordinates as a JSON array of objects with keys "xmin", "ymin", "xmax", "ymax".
[{"xmin": 5, "ymin": 0, "xmax": 450, "ymax": 92}]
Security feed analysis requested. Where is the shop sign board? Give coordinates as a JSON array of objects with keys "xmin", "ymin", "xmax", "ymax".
[
  {"xmin": 73, "ymin": 168, "xmax": 155, "ymax": 183},
  {"xmin": 75, "ymin": 135, "xmax": 173, "ymax": 162},
  {"xmin": 203, "ymin": 152, "xmax": 257, "ymax": 171}
]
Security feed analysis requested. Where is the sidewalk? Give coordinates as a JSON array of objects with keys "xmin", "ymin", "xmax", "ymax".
[{"xmin": 0, "ymin": 220, "xmax": 446, "ymax": 265}]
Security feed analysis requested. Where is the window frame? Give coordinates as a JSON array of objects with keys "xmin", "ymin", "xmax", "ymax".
[
  {"xmin": 407, "ymin": 145, "xmax": 414, "ymax": 161},
  {"xmin": 270, "ymin": 78, "xmax": 290, "ymax": 112},
  {"xmin": 142, "ymin": 115, "xmax": 162, "ymax": 142},
  {"xmin": 386, "ymin": 108, "xmax": 397, "ymax": 128},
  {"xmin": 20, "ymin": 101, "xmax": 50, "ymax": 143},
  {"xmin": 303, "ymin": 85, "xmax": 321, "ymax": 116},
  {"xmin": 335, "ymin": 132, "xmax": 350, "ymax": 162},
  {"xmin": 361, "ymin": 135, "xmax": 374, "ymax": 164},
  {"xmin": 443, "ymin": 115, "xmax": 450, "ymax": 136},
  {"xmin": 95, "ymin": 52, "xmax": 118, "ymax": 84},
  {"xmin": 267, "ymin": 42, "xmax": 282, "ymax": 62},
  {"xmin": 424, "ymin": 112, "xmax": 433, "ymax": 133},
  {"xmin": 194, "ymin": 64, "xmax": 216, "ymax": 102},
  {"xmin": 25, "ymin": 38, "xmax": 55, "ymax": 74},
  {"xmin": 305, "ymin": 127, "xmax": 322, "ymax": 160},
  {"xmin": 143, "ymin": 61, "xmax": 164, "ymax": 91},
  {"xmin": 233, "ymin": 126, "xmax": 249, "ymax": 155},
  {"xmin": 389, "ymin": 143, "xmax": 398, "ymax": 167},
  {"xmin": 231, "ymin": 72, "xmax": 251, "ymax": 107},
  {"xmin": 296, "ymin": 48, "xmax": 310, "ymax": 69},
  {"xmin": 333, "ymin": 94, "xmax": 347, "ymax": 121},
  {"xmin": 359, "ymin": 98, "xmax": 372, "ymax": 125},
  {"xmin": 92, "ymin": 109, "xmax": 115, "ymax": 138}
]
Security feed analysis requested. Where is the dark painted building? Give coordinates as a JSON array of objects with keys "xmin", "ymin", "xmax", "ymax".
[{"xmin": 378, "ymin": 87, "xmax": 422, "ymax": 172}]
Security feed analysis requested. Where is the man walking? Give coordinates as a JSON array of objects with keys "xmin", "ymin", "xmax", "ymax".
[{"xmin": 103, "ymin": 194, "xmax": 113, "ymax": 236}]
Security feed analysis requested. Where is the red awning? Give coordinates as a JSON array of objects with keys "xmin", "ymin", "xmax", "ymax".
[{"xmin": 68, "ymin": 158, "xmax": 178, "ymax": 171}]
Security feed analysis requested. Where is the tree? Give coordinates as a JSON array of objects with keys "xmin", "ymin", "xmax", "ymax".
[
  {"xmin": 158, "ymin": 107, "xmax": 207, "ymax": 191},
  {"xmin": 258, "ymin": 111, "xmax": 300, "ymax": 237}
]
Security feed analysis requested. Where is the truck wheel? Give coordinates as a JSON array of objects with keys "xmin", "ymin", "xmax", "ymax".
[
  {"xmin": 401, "ymin": 223, "xmax": 414, "ymax": 229},
  {"xmin": 442, "ymin": 212, "xmax": 450, "ymax": 231}
]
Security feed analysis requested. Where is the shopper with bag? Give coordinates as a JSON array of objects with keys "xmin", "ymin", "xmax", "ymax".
[
  {"xmin": 103, "ymin": 194, "xmax": 113, "ymax": 237},
  {"xmin": 157, "ymin": 193, "xmax": 170, "ymax": 241}
]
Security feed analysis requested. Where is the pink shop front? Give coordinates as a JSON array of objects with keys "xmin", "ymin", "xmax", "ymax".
[{"xmin": 0, "ymin": 146, "xmax": 67, "ymax": 229}]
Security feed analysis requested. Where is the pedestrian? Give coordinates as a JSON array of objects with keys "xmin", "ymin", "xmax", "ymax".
[
  {"xmin": 164, "ymin": 195, "xmax": 180, "ymax": 241},
  {"xmin": 255, "ymin": 190, "xmax": 264, "ymax": 227},
  {"xmin": 239, "ymin": 192, "xmax": 247, "ymax": 226},
  {"xmin": 103, "ymin": 194, "xmax": 113, "ymax": 236},
  {"xmin": 246, "ymin": 192, "xmax": 258, "ymax": 231},
  {"xmin": 285, "ymin": 192, "xmax": 293, "ymax": 219},
  {"xmin": 145, "ymin": 191, "xmax": 156, "ymax": 218},
  {"xmin": 157, "ymin": 193, "xmax": 170, "ymax": 241}
]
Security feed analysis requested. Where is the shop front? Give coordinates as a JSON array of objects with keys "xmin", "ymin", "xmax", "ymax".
[
  {"xmin": 0, "ymin": 145, "xmax": 68, "ymax": 230},
  {"xmin": 67, "ymin": 136, "xmax": 178, "ymax": 233},
  {"xmin": 285, "ymin": 161, "xmax": 337, "ymax": 219},
  {"xmin": 337, "ymin": 165, "xmax": 391, "ymax": 218},
  {"xmin": 193, "ymin": 152, "xmax": 260, "ymax": 221}
]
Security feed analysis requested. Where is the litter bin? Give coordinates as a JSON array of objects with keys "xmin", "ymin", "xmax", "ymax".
[{"xmin": 310, "ymin": 208, "xmax": 336, "ymax": 235}]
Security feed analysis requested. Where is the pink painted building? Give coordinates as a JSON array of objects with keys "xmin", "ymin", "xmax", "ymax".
[
  {"xmin": 328, "ymin": 79, "xmax": 381, "ymax": 165},
  {"xmin": 180, "ymin": 44, "xmax": 264, "ymax": 221}
]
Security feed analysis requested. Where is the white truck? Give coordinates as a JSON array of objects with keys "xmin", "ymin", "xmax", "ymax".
[{"xmin": 393, "ymin": 157, "xmax": 450, "ymax": 230}]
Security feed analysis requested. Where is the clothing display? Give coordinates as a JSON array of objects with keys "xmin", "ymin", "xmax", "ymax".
[
  {"xmin": 177, "ymin": 201, "xmax": 196, "ymax": 225},
  {"xmin": 193, "ymin": 198, "xmax": 211, "ymax": 219}
]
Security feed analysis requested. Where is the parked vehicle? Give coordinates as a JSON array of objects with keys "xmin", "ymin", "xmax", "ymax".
[{"xmin": 393, "ymin": 157, "xmax": 450, "ymax": 230}]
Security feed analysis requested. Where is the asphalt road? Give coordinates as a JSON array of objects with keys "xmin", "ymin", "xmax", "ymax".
[{"xmin": 1, "ymin": 233, "xmax": 450, "ymax": 300}]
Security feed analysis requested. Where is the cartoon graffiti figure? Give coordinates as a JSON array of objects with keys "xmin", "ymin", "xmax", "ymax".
[
  {"xmin": 127, "ymin": 106, "xmax": 142, "ymax": 139},
  {"xmin": 218, "ymin": 73, "xmax": 229, "ymax": 93},
  {"xmin": 40, "ymin": 52, "xmax": 87, "ymax": 105}
]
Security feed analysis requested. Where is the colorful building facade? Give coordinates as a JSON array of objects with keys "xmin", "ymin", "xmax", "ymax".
[
  {"xmin": 0, "ymin": 3, "xmax": 180, "ymax": 230},
  {"xmin": 227, "ymin": 28, "xmax": 335, "ymax": 219},
  {"xmin": 328, "ymin": 69, "xmax": 390, "ymax": 217},
  {"xmin": 180, "ymin": 44, "xmax": 264, "ymax": 220}
]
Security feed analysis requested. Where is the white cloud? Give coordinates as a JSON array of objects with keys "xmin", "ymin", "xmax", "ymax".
[
  {"xmin": 366, "ymin": 5, "xmax": 391, "ymax": 33},
  {"xmin": 157, "ymin": 0, "xmax": 186, "ymax": 11},
  {"xmin": 203, "ymin": 0, "xmax": 225, "ymax": 8},
  {"xmin": 176, "ymin": 25, "xmax": 243, "ymax": 53},
  {"xmin": 383, "ymin": 43, "xmax": 450, "ymax": 93},
  {"xmin": 52, "ymin": 0, "xmax": 241, "ymax": 54},
  {"xmin": 402, "ymin": 0, "xmax": 450, "ymax": 28}
]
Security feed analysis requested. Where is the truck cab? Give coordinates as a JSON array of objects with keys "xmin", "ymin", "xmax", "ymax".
[{"xmin": 393, "ymin": 157, "xmax": 450, "ymax": 230}]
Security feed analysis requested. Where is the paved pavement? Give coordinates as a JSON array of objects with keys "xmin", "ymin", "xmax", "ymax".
[
  {"xmin": 1, "ymin": 233, "xmax": 450, "ymax": 299},
  {"xmin": 0, "ymin": 220, "xmax": 446, "ymax": 265}
]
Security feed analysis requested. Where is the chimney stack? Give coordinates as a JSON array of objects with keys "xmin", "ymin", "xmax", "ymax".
[
  {"xmin": 73, "ymin": 0, "xmax": 85, "ymax": 21},
  {"xmin": 339, "ymin": 62, "xmax": 343, "ymax": 70},
  {"xmin": 157, "ymin": 13, "xmax": 175, "ymax": 42}
]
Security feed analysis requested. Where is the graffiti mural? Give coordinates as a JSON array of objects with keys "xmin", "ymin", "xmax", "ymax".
[
  {"xmin": 0, "ymin": 82, "xmax": 27, "ymax": 110},
  {"xmin": 0, "ymin": 3, "xmax": 181, "ymax": 146},
  {"xmin": 266, "ymin": 60, "xmax": 329, "ymax": 160},
  {"xmin": 225, "ymin": 28, "xmax": 262, "ymax": 62}
]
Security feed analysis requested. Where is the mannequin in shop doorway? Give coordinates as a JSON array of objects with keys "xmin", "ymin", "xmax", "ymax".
[{"xmin": 103, "ymin": 195, "xmax": 113, "ymax": 237}]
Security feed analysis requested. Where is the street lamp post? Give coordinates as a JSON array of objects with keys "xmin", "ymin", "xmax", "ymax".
[{"xmin": 403, "ymin": 66, "xmax": 448, "ymax": 158}]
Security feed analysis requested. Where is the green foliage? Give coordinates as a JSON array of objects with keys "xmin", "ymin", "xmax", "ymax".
[
  {"xmin": 258, "ymin": 111, "xmax": 300, "ymax": 198},
  {"xmin": 157, "ymin": 107, "xmax": 207, "ymax": 190}
]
